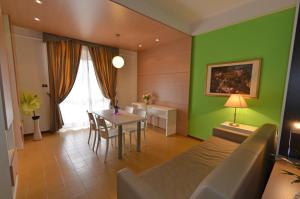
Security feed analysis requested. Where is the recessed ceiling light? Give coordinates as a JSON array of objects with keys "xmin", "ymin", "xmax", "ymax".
[
  {"xmin": 35, "ymin": 0, "xmax": 42, "ymax": 4},
  {"xmin": 34, "ymin": 17, "xmax": 40, "ymax": 21},
  {"xmin": 155, "ymin": 38, "xmax": 160, "ymax": 42},
  {"xmin": 138, "ymin": 44, "xmax": 142, "ymax": 48}
]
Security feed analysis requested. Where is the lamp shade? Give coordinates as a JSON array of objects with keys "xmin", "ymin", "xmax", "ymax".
[
  {"xmin": 112, "ymin": 56, "xmax": 125, "ymax": 68},
  {"xmin": 291, "ymin": 122, "xmax": 300, "ymax": 133},
  {"xmin": 224, "ymin": 94, "xmax": 248, "ymax": 108}
]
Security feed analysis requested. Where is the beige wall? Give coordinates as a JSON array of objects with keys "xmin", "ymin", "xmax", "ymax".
[
  {"xmin": 138, "ymin": 36, "xmax": 192, "ymax": 135},
  {"xmin": 13, "ymin": 26, "xmax": 50, "ymax": 134},
  {"xmin": 0, "ymin": 2, "xmax": 14, "ymax": 198},
  {"xmin": 13, "ymin": 26, "xmax": 137, "ymax": 133},
  {"xmin": 0, "ymin": 17, "xmax": 13, "ymax": 131},
  {"xmin": 117, "ymin": 49, "xmax": 137, "ymax": 108},
  {"xmin": 3, "ymin": 17, "xmax": 23, "ymax": 149}
]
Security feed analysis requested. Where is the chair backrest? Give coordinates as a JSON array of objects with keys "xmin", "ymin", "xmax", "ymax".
[
  {"xmin": 134, "ymin": 109, "xmax": 147, "ymax": 118},
  {"xmin": 125, "ymin": 106, "xmax": 134, "ymax": 114},
  {"xmin": 95, "ymin": 116, "xmax": 109, "ymax": 139},
  {"xmin": 134, "ymin": 109, "xmax": 147, "ymax": 128},
  {"xmin": 132, "ymin": 103, "xmax": 147, "ymax": 110},
  {"xmin": 87, "ymin": 111, "xmax": 97, "ymax": 129}
]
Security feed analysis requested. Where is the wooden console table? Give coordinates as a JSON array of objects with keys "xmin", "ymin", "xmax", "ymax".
[
  {"xmin": 219, "ymin": 121, "xmax": 258, "ymax": 135},
  {"xmin": 132, "ymin": 103, "xmax": 176, "ymax": 136}
]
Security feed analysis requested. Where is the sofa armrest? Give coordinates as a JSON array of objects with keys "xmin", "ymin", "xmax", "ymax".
[
  {"xmin": 190, "ymin": 124, "xmax": 276, "ymax": 199},
  {"xmin": 117, "ymin": 168, "xmax": 162, "ymax": 199}
]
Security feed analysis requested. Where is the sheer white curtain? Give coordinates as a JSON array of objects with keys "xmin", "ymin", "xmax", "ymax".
[{"xmin": 60, "ymin": 46, "xmax": 110, "ymax": 129}]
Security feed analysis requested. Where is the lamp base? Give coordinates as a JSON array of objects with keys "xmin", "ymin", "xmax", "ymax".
[{"xmin": 229, "ymin": 122, "xmax": 239, "ymax": 127}]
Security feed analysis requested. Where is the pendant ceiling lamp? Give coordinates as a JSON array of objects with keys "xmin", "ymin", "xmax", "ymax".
[{"xmin": 112, "ymin": 34, "xmax": 125, "ymax": 69}]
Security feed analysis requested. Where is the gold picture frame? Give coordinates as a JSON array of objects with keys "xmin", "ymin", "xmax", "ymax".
[{"xmin": 205, "ymin": 59, "xmax": 261, "ymax": 98}]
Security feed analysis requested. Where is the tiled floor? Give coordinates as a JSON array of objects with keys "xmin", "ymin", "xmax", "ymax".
[{"xmin": 16, "ymin": 127, "xmax": 201, "ymax": 199}]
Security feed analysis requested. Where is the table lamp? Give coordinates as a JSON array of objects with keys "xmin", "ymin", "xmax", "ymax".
[
  {"xmin": 224, "ymin": 94, "xmax": 248, "ymax": 126},
  {"xmin": 288, "ymin": 122, "xmax": 300, "ymax": 158}
]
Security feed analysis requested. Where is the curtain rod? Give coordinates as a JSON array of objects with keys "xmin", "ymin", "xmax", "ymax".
[{"xmin": 42, "ymin": 32, "xmax": 118, "ymax": 50}]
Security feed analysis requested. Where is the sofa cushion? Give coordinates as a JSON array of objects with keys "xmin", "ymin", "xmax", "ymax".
[{"xmin": 138, "ymin": 136, "xmax": 239, "ymax": 199}]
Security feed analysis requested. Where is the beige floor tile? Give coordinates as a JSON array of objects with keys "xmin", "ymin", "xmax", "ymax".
[{"xmin": 16, "ymin": 127, "xmax": 200, "ymax": 199}]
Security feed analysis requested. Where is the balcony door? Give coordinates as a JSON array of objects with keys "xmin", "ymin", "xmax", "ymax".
[{"xmin": 60, "ymin": 46, "xmax": 110, "ymax": 129}]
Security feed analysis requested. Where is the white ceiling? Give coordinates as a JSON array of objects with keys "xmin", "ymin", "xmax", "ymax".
[
  {"xmin": 0, "ymin": 0, "xmax": 189, "ymax": 51},
  {"xmin": 112, "ymin": 0, "xmax": 297, "ymax": 35},
  {"xmin": 1, "ymin": 0, "xmax": 297, "ymax": 50}
]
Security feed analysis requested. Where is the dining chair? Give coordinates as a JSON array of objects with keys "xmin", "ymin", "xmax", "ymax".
[
  {"xmin": 124, "ymin": 106, "xmax": 134, "ymax": 114},
  {"xmin": 134, "ymin": 108, "xmax": 147, "ymax": 141},
  {"xmin": 123, "ymin": 108, "xmax": 147, "ymax": 151},
  {"xmin": 95, "ymin": 116, "xmax": 125, "ymax": 162},
  {"xmin": 87, "ymin": 111, "xmax": 98, "ymax": 149}
]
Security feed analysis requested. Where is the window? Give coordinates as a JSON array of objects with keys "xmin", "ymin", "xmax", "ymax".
[{"xmin": 60, "ymin": 46, "xmax": 110, "ymax": 129}]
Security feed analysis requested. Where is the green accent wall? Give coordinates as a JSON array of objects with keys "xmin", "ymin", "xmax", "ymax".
[{"xmin": 189, "ymin": 8, "xmax": 295, "ymax": 140}]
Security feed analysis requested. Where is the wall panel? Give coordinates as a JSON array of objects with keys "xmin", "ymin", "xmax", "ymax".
[{"xmin": 138, "ymin": 36, "xmax": 192, "ymax": 135}]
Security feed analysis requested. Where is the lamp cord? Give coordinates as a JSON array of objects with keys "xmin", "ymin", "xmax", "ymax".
[
  {"xmin": 233, "ymin": 107, "xmax": 237, "ymax": 124},
  {"xmin": 288, "ymin": 130, "xmax": 292, "ymax": 158}
]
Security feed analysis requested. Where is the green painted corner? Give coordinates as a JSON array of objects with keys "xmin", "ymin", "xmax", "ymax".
[{"xmin": 188, "ymin": 8, "xmax": 296, "ymax": 140}]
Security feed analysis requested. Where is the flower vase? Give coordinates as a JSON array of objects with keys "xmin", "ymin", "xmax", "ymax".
[
  {"xmin": 114, "ymin": 106, "xmax": 119, "ymax": 114},
  {"xmin": 32, "ymin": 116, "xmax": 42, "ymax": 141}
]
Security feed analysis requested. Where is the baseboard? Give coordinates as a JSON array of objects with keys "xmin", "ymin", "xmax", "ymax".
[
  {"xmin": 12, "ymin": 175, "xmax": 18, "ymax": 199},
  {"xmin": 23, "ymin": 130, "xmax": 52, "ymax": 137},
  {"xmin": 187, "ymin": 134, "xmax": 204, "ymax": 141}
]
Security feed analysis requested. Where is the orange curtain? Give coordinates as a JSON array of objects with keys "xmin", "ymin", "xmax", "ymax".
[
  {"xmin": 47, "ymin": 40, "xmax": 82, "ymax": 131},
  {"xmin": 88, "ymin": 46, "xmax": 118, "ymax": 105}
]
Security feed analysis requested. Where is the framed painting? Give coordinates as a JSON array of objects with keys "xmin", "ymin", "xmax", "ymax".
[{"xmin": 205, "ymin": 59, "xmax": 261, "ymax": 98}]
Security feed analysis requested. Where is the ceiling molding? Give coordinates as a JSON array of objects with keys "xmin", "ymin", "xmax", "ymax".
[
  {"xmin": 13, "ymin": 25, "xmax": 43, "ymax": 40},
  {"xmin": 111, "ymin": 0, "xmax": 191, "ymax": 34},
  {"xmin": 112, "ymin": 0, "xmax": 296, "ymax": 36},
  {"xmin": 192, "ymin": 0, "xmax": 297, "ymax": 35}
]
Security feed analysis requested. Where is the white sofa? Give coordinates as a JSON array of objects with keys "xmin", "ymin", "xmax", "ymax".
[{"xmin": 117, "ymin": 124, "xmax": 276, "ymax": 199}]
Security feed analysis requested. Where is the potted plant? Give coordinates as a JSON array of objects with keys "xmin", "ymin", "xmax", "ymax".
[
  {"xmin": 282, "ymin": 164, "xmax": 300, "ymax": 183},
  {"xmin": 142, "ymin": 93, "xmax": 152, "ymax": 105},
  {"xmin": 281, "ymin": 151, "xmax": 300, "ymax": 199},
  {"xmin": 20, "ymin": 92, "xmax": 42, "ymax": 141}
]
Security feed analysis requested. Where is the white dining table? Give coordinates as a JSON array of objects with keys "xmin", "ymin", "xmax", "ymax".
[{"xmin": 94, "ymin": 109, "xmax": 145, "ymax": 159}]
